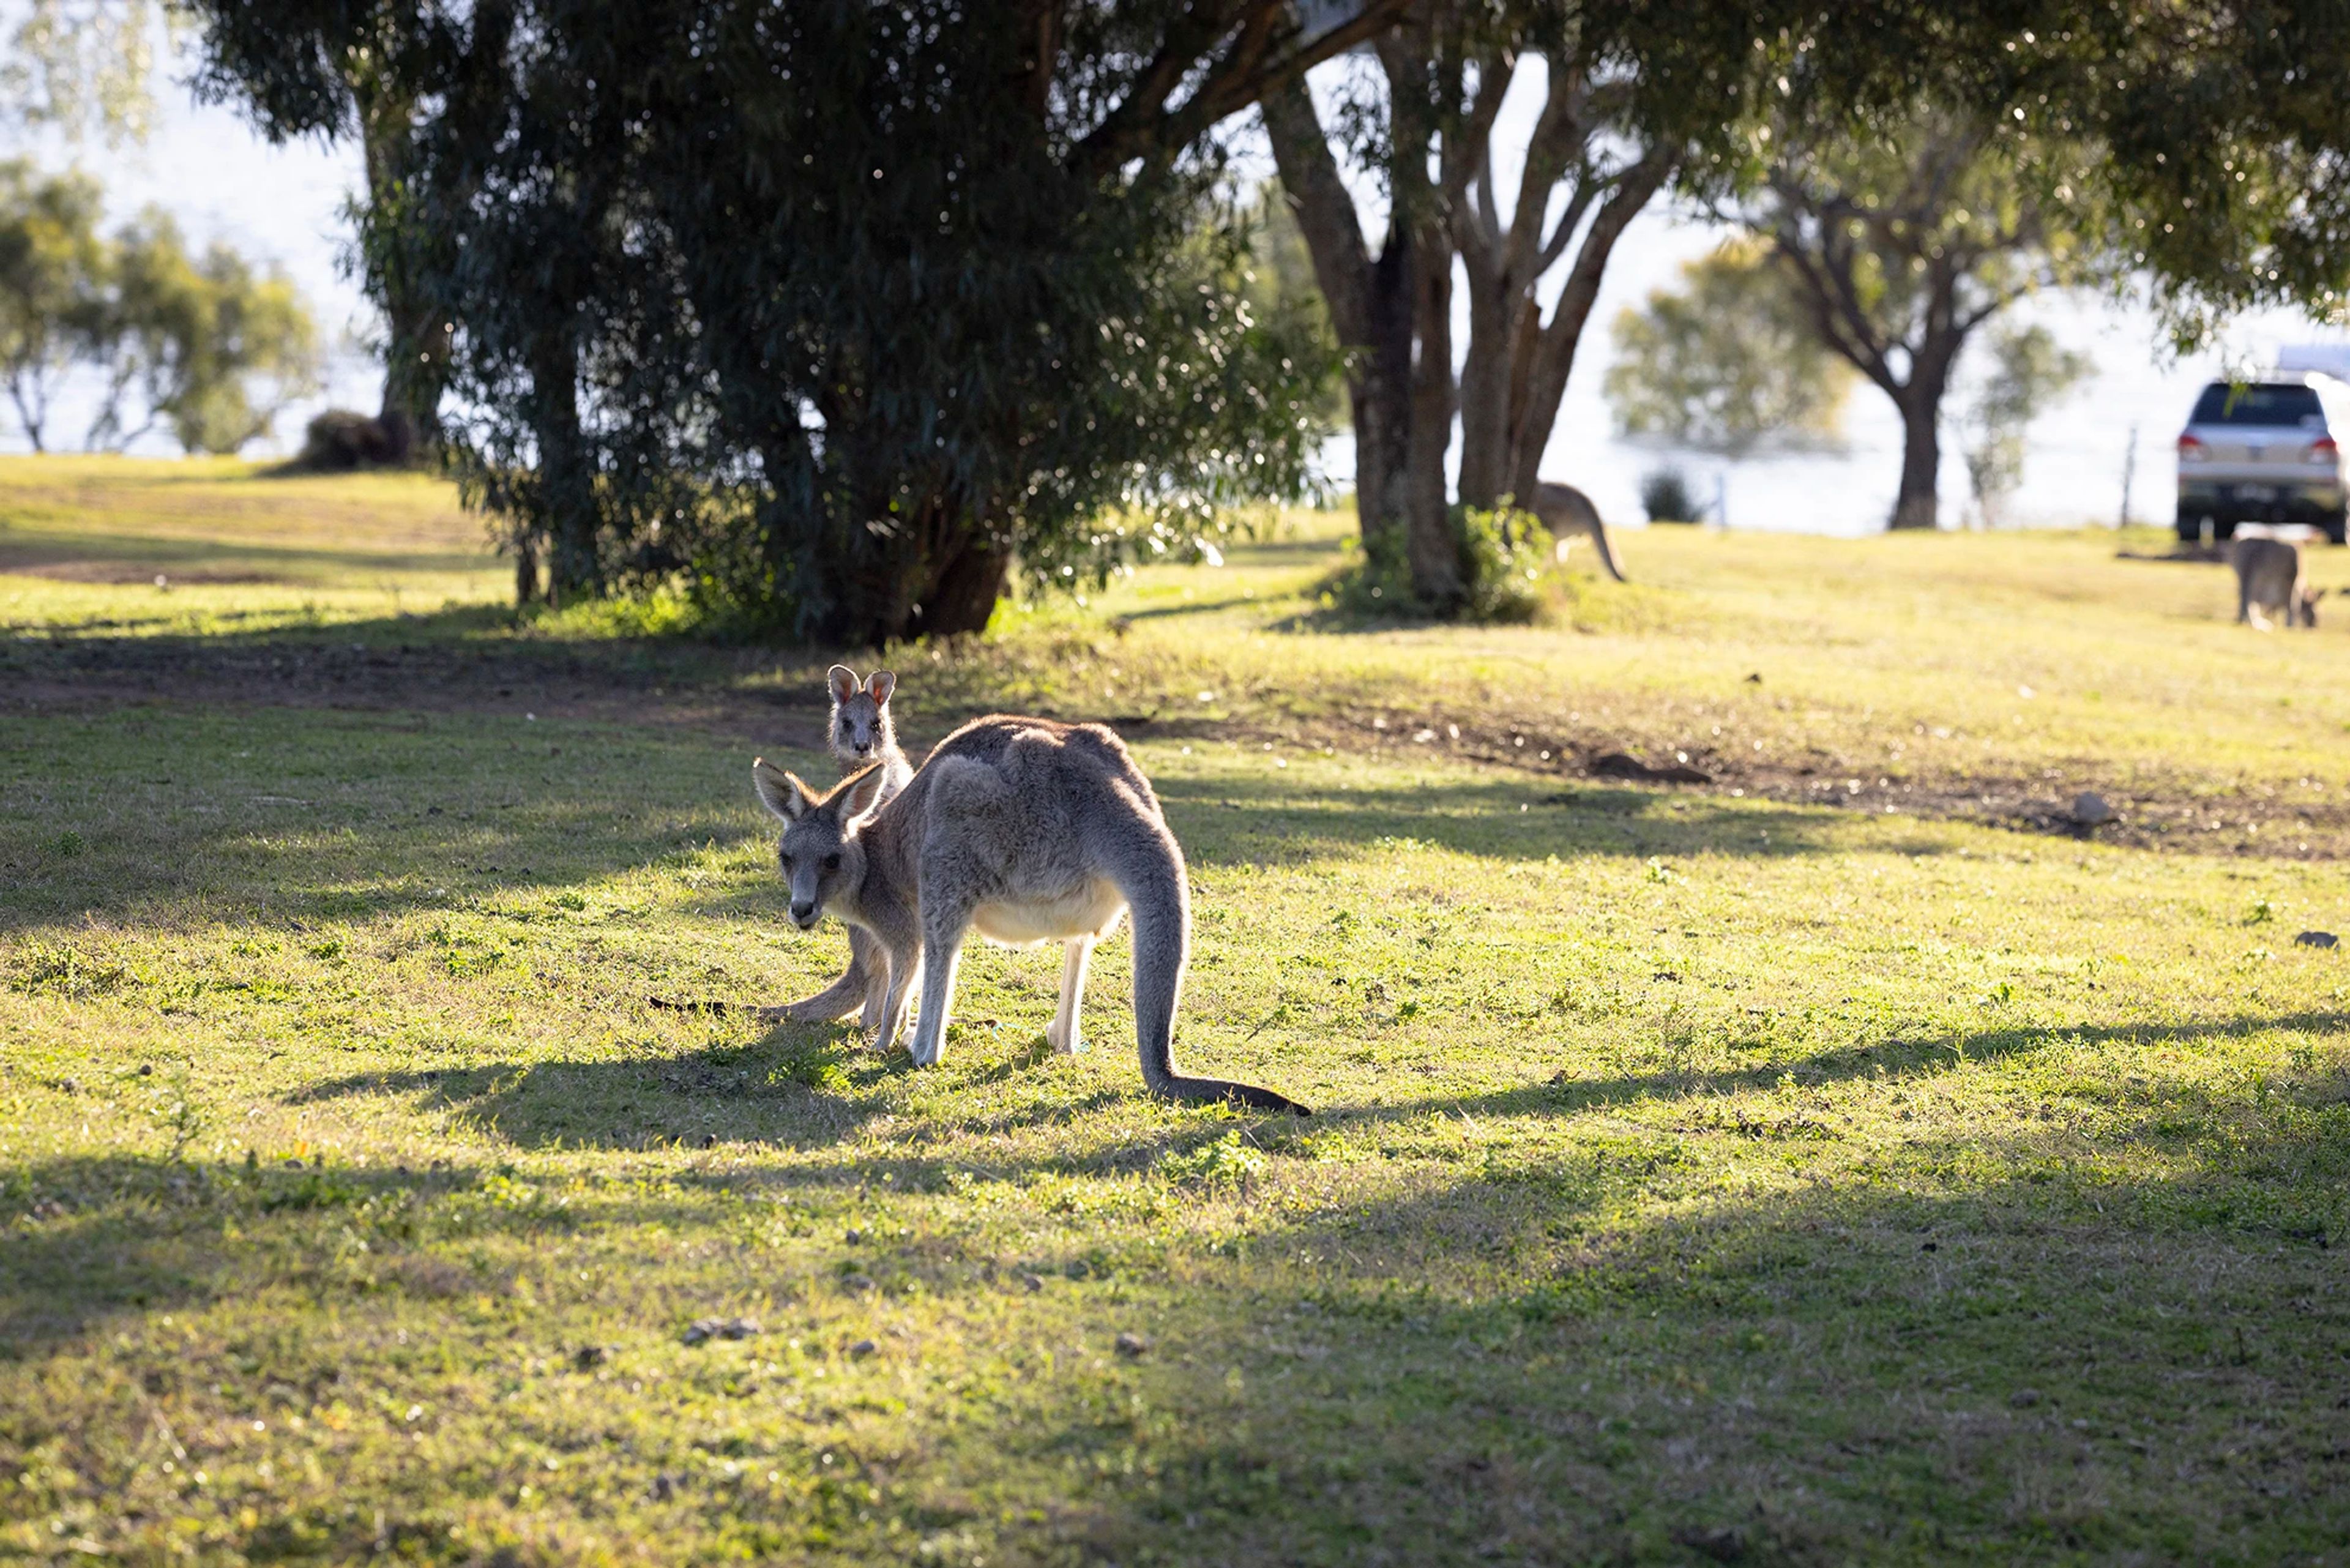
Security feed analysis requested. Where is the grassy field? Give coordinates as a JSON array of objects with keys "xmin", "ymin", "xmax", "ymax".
[{"xmin": 4, "ymin": 457, "xmax": 2349, "ymax": 1565}]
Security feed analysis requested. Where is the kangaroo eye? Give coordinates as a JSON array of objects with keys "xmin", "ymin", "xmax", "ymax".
[
  {"xmin": 779, "ymin": 854, "xmax": 794, "ymax": 873},
  {"xmin": 822, "ymin": 853, "xmax": 841, "ymax": 871}
]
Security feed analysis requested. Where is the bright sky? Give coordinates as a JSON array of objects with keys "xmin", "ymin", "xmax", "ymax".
[{"xmin": 6, "ymin": 28, "xmax": 2342, "ymax": 534}]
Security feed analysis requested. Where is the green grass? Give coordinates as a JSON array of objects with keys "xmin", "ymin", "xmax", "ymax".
[{"xmin": 4, "ymin": 460, "xmax": 2349, "ymax": 1564}]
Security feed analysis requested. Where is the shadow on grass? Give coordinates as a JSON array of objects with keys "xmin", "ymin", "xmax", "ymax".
[
  {"xmin": 283, "ymin": 1024, "xmax": 892, "ymax": 1152},
  {"xmin": 1322, "ymin": 1009, "xmax": 2350, "ymax": 1121},
  {"xmin": 0, "ymin": 525, "xmax": 493, "ymax": 584},
  {"xmin": 4, "ymin": 1077, "xmax": 2345, "ymax": 1559}
]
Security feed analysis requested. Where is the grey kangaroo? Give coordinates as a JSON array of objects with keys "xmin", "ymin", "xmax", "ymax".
[
  {"xmin": 2231, "ymin": 536, "xmax": 2326, "ymax": 630},
  {"xmin": 752, "ymin": 714, "xmax": 1310, "ymax": 1114},
  {"xmin": 764, "ymin": 666, "xmax": 914, "ymax": 1026},
  {"xmin": 1527, "ymin": 482, "xmax": 1627, "ymax": 582}
]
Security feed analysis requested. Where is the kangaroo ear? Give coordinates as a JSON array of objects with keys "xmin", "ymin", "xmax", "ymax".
[
  {"xmin": 752, "ymin": 758, "xmax": 818, "ymax": 822},
  {"xmin": 834, "ymin": 761, "xmax": 889, "ymax": 824},
  {"xmin": 865, "ymin": 670, "xmax": 897, "ymax": 706},
  {"xmin": 827, "ymin": 665, "xmax": 859, "ymax": 706}
]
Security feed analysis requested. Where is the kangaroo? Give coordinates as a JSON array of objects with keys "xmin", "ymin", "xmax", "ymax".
[
  {"xmin": 1526, "ymin": 482, "xmax": 1627, "ymax": 582},
  {"xmin": 2231, "ymin": 536, "xmax": 2326, "ymax": 630},
  {"xmin": 752, "ymin": 714, "xmax": 1310, "ymax": 1114},
  {"xmin": 763, "ymin": 666, "xmax": 914, "ymax": 1026}
]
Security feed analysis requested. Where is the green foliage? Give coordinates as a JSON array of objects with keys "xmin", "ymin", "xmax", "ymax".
[
  {"xmin": 1240, "ymin": 178, "xmax": 1345, "ymax": 427},
  {"xmin": 94, "ymin": 210, "xmax": 321, "ymax": 454},
  {"xmin": 1961, "ymin": 323, "xmax": 2093, "ymax": 525},
  {"xmin": 0, "ymin": 160, "xmax": 107, "ymax": 452},
  {"xmin": 185, "ymin": 1, "xmax": 1341, "ymax": 641},
  {"xmin": 0, "ymin": 161, "xmax": 318, "ymax": 455},
  {"xmin": 0, "ymin": 0, "xmax": 160, "ymax": 149},
  {"xmin": 1605, "ymin": 239, "xmax": 1851, "ymax": 458},
  {"xmin": 1327, "ymin": 504, "xmax": 1555, "ymax": 624}
]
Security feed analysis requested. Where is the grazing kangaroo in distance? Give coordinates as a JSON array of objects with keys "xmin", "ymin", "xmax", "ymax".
[
  {"xmin": 763, "ymin": 666, "xmax": 914, "ymax": 1026},
  {"xmin": 752, "ymin": 714, "xmax": 1310, "ymax": 1114},
  {"xmin": 2231, "ymin": 536, "xmax": 2326, "ymax": 630},
  {"xmin": 1526, "ymin": 482, "xmax": 1627, "ymax": 583}
]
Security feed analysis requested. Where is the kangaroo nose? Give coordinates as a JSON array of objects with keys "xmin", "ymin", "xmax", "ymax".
[{"xmin": 791, "ymin": 900, "xmax": 816, "ymax": 924}]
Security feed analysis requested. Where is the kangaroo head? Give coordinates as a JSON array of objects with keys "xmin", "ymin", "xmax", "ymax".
[
  {"xmin": 826, "ymin": 665, "xmax": 899, "ymax": 764},
  {"xmin": 2303, "ymin": 586, "xmax": 2329, "ymax": 627},
  {"xmin": 752, "ymin": 759, "xmax": 887, "ymax": 928}
]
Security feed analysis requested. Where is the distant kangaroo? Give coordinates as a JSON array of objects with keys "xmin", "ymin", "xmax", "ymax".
[
  {"xmin": 2231, "ymin": 536, "xmax": 2326, "ymax": 630},
  {"xmin": 764, "ymin": 666, "xmax": 913, "ymax": 1026},
  {"xmin": 752, "ymin": 715, "xmax": 1310, "ymax": 1114},
  {"xmin": 1526, "ymin": 482, "xmax": 1627, "ymax": 582}
]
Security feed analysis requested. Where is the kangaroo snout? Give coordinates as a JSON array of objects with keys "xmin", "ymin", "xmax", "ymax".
[{"xmin": 790, "ymin": 900, "xmax": 818, "ymax": 927}]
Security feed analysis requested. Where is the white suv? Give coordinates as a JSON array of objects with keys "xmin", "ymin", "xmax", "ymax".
[{"xmin": 2176, "ymin": 377, "xmax": 2348, "ymax": 545}]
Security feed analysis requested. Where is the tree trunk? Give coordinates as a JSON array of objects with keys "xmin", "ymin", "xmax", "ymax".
[
  {"xmin": 1454, "ymin": 246, "xmax": 1510, "ymax": 511},
  {"xmin": 911, "ymin": 532, "xmax": 1010, "ymax": 639},
  {"xmin": 1351, "ymin": 239, "xmax": 1418, "ymax": 568},
  {"xmin": 1502, "ymin": 157, "xmax": 1671, "ymax": 506},
  {"xmin": 1259, "ymin": 77, "xmax": 1416, "ymax": 566},
  {"xmin": 1890, "ymin": 390, "xmax": 1942, "ymax": 531},
  {"xmin": 1402, "ymin": 212, "xmax": 1460, "ymax": 607},
  {"xmin": 359, "ymin": 82, "xmax": 445, "ymax": 458},
  {"xmin": 529, "ymin": 330, "xmax": 598, "ymax": 602}
]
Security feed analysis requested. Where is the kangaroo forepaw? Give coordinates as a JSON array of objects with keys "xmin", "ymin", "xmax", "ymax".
[{"xmin": 1045, "ymin": 1019, "xmax": 1084, "ymax": 1056}]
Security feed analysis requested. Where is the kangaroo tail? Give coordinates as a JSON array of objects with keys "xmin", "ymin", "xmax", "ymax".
[
  {"xmin": 1587, "ymin": 515, "xmax": 1628, "ymax": 583},
  {"xmin": 1108, "ymin": 818, "xmax": 1312, "ymax": 1116}
]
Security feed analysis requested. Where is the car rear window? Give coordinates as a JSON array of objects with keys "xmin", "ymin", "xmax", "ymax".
[{"xmin": 2190, "ymin": 383, "xmax": 2326, "ymax": 427}]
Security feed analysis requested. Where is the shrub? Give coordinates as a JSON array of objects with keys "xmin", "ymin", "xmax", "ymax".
[
  {"xmin": 1640, "ymin": 466, "xmax": 1702, "ymax": 525},
  {"xmin": 1326, "ymin": 504, "xmax": 1558, "ymax": 624},
  {"xmin": 291, "ymin": 408, "xmax": 413, "ymax": 471}
]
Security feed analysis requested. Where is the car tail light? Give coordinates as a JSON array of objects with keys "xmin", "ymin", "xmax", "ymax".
[
  {"xmin": 2177, "ymin": 432, "xmax": 2204, "ymax": 454},
  {"xmin": 2315, "ymin": 437, "xmax": 2340, "ymax": 460}
]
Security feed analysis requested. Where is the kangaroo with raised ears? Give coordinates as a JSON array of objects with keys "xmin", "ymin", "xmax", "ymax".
[
  {"xmin": 763, "ymin": 666, "xmax": 914, "ymax": 1026},
  {"xmin": 752, "ymin": 714, "xmax": 1310, "ymax": 1114}
]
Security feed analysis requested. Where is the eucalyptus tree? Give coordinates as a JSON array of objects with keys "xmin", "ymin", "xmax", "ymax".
[
  {"xmin": 1744, "ymin": 107, "xmax": 2099, "ymax": 530},
  {"xmin": 184, "ymin": 0, "xmax": 1394, "ymax": 632},
  {"xmin": 1603, "ymin": 239, "xmax": 1852, "ymax": 460},
  {"xmin": 0, "ymin": 162, "xmax": 108, "ymax": 452}
]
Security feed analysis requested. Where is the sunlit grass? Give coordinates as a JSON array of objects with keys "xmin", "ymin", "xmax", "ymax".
[{"xmin": 3, "ymin": 461, "xmax": 2349, "ymax": 1562}]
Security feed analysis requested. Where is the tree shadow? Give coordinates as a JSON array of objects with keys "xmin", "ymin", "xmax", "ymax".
[
  {"xmin": 1151, "ymin": 764, "xmax": 1941, "ymax": 867},
  {"xmin": 1312, "ymin": 1009, "xmax": 2350, "ymax": 1123},
  {"xmin": 9, "ymin": 1052, "xmax": 2342, "ymax": 1561},
  {"xmin": 284, "ymin": 1023, "xmax": 894, "ymax": 1152}
]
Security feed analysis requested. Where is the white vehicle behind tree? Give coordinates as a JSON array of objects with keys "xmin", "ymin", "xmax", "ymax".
[{"xmin": 2176, "ymin": 376, "xmax": 2349, "ymax": 546}]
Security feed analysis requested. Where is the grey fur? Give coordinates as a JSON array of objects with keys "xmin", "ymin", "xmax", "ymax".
[
  {"xmin": 2231, "ymin": 537, "xmax": 2327, "ymax": 630},
  {"xmin": 1528, "ymin": 482, "xmax": 1627, "ymax": 582},
  {"xmin": 764, "ymin": 666, "xmax": 914, "ymax": 1026},
  {"xmin": 753, "ymin": 715, "xmax": 1309, "ymax": 1114}
]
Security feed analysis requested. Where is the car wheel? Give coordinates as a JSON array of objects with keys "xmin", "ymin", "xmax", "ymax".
[
  {"xmin": 2332, "ymin": 517, "xmax": 2347, "ymax": 547},
  {"xmin": 2213, "ymin": 518, "xmax": 2237, "ymax": 541}
]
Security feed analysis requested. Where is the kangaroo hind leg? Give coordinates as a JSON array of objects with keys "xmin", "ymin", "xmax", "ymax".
[{"xmin": 1047, "ymin": 937, "xmax": 1094, "ymax": 1056}]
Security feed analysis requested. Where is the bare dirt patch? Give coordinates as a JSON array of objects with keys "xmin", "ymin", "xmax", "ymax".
[{"xmin": 11, "ymin": 627, "xmax": 2345, "ymax": 859}]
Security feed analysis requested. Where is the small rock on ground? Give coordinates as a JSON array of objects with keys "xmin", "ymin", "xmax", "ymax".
[
  {"xmin": 2072, "ymin": 791, "xmax": 2114, "ymax": 826},
  {"xmin": 1669, "ymin": 1525, "xmax": 1748, "ymax": 1562},
  {"xmin": 1114, "ymin": 1332, "xmax": 1149, "ymax": 1358},
  {"xmin": 682, "ymin": 1316, "xmax": 761, "ymax": 1346},
  {"xmin": 2295, "ymin": 930, "xmax": 2339, "ymax": 948}
]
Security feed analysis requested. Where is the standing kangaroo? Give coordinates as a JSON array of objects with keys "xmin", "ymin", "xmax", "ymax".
[
  {"xmin": 753, "ymin": 714, "xmax": 1310, "ymax": 1114},
  {"xmin": 764, "ymin": 666, "xmax": 914, "ymax": 1026},
  {"xmin": 2231, "ymin": 536, "xmax": 2326, "ymax": 630},
  {"xmin": 1527, "ymin": 482, "xmax": 1627, "ymax": 582}
]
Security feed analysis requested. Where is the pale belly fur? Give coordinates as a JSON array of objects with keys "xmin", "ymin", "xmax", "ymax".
[{"xmin": 969, "ymin": 879, "xmax": 1127, "ymax": 948}]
